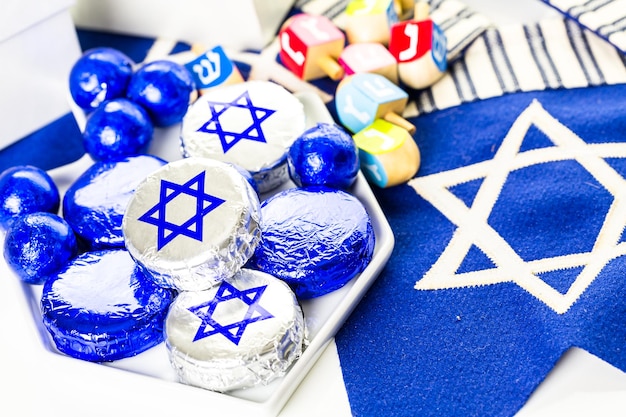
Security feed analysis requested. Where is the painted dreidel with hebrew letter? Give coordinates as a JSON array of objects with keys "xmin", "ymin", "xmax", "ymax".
[
  {"xmin": 389, "ymin": 1, "xmax": 447, "ymax": 89},
  {"xmin": 278, "ymin": 13, "xmax": 345, "ymax": 81},
  {"xmin": 184, "ymin": 45, "xmax": 244, "ymax": 95}
]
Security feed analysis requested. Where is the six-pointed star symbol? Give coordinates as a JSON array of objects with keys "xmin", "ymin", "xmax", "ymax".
[
  {"xmin": 197, "ymin": 90, "xmax": 276, "ymax": 153},
  {"xmin": 410, "ymin": 100, "xmax": 626, "ymax": 314},
  {"xmin": 188, "ymin": 280, "xmax": 274, "ymax": 344},
  {"xmin": 138, "ymin": 171, "xmax": 226, "ymax": 250}
]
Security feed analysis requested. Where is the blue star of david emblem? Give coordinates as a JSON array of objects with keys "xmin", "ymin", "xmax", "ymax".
[
  {"xmin": 197, "ymin": 90, "xmax": 276, "ymax": 153},
  {"xmin": 188, "ymin": 280, "xmax": 274, "ymax": 345},
  {"xmin": 138, "ymin": 171, "xmax": 226, "ymax": 250}
]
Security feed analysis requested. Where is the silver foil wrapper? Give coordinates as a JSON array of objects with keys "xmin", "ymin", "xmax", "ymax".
[
  {"xmin": 180, "ymin": 80, "xmax": 306, "ymax": 193},
  {"xmin": 165, "ymin": 268, "xmax": 305, "ymax": 392},
  {"xmin": 122, "ymin": 157, "xmax": 261, "ymax": 291}
]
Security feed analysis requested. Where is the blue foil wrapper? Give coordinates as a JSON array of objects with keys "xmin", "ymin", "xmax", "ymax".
[
  {"xmin": 0, "ymin": 165, "xmax": 60, "ymax": 230},
  {"xmin": 63, "ymin": 155, "xmax": 167, "ymax": 250},
  {"xmin": 3, "ymin": 212, "xmax": 78, "ymax": 285},
  {"xmin": 41, "ymin": 249, "xmax": 175, "ymax": 362},
  {"xmin": 252, "ymin": 187, "xmax": 376, "ymax": 299},
  {"xmin": 69, "ymin": 47, "xmax": 134, "ymax": 111},
  {"xmin": 83, "ymin": 98, "xmax": 154, "ymax": 162},
  {"xmin": 288, "ymin": 122, "xmax": 360, "ymax": 190},
  {"xmin": 127, "ymin": 60, "xmax": 197, "ymax": 127}
]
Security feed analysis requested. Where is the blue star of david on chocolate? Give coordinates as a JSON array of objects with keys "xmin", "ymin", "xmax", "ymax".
[
  {"xmin": 138, "ymin": 171, "xmax": 226, "ymax": 250},
  {"xmin": 188, "ymin": 281, "xmax": 274, "ymax": 345},
  {"xmin": 196, "ymin": 90, "xmax": 276, "ymax": 153}
]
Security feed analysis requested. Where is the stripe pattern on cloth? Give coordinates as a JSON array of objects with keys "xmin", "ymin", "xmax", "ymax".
[
  {"xmin": 405, "ymin": 17, "xmax": 626, "ymax": 117},
  {"xmin": 540, "ymin": 0, "xmax": 626, "ymax": 53}
]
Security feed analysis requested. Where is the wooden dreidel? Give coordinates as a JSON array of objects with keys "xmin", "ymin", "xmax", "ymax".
[
  {"xmin": 394, "ymin": 0, "xmax": 417, "ymax": 19},
  {"xmin": 335, "ymin": 72, "xmax": 415, "ymax": 135},
  {"xmin": 343, "ymin": 0, "xmax": 400, "ymax": 45},
  {"xmin": 184, "ymin": 45, "xmax": 244, "ymax": 95},
  {"xmin": 279, "ymin": 13, "xmax": 345, "ymax": 81},
  {"xmin": 353, "ymin": 119, "xmax": 420, "ymax": 188},
  {"xmin": 388, "ymin": 2, "xmax": 447, "ymax": 90},
  {"xmin": 338, "ymin": 42, "xmax": 398, "ymax": 84}
]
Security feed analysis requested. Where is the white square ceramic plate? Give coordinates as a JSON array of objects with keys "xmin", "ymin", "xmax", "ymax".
[{"xmin": 0, "ymin": 91, "xmax": 394, "ymax": 417}]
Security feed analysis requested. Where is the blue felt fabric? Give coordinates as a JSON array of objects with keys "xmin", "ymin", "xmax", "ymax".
[
  {"xmin": 335, "ymin": 84, "xmax": 626, "ymax": 416},
  {"xmin": 0, "ymin": 113, "xmax": 84, "ymax": 173}
]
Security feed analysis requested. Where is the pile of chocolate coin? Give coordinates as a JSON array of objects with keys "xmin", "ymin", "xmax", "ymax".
[{"xmin": 2, "ymin": 41, "xmax": 378, "ymax": 394}]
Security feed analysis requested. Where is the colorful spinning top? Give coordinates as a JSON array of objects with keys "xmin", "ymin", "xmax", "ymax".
[
  {"xmin": 389, "ymin": 2, "xmax": 447, "ymax": 90},
  {"xmin": 338, "ymin": 42, "xmax": 398, "ymax": 84},
  {"xmin": 335, "ymin": 72, "xmax": 415, "ymax": 134},
  {"xmin": 343, "ymin": 0, "xmax": 400, "ymax": 45},
  {"xmin": 184, "ymin": 45, "xmax": 244, "ymax": 94},
  {"xmin": 279, "ymin": 13, "xmax": 345, "ymax": 81},
  {"xmin": 353, "ymin": 119, "xmax": 421, "ymax": 188}
]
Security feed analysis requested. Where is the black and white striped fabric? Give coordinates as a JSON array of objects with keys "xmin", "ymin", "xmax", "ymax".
[
  {"xmin": 404, "ymin": 17, "xmax": 626, "ymax": 117},
  {"xmin": 540, "ymin": 0, "xmax": 626, "ymax": 53}
]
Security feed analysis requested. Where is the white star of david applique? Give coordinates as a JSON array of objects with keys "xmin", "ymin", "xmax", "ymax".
[{"xmin": 410, "ymin": 100, "xmax": 626, "ymax": 314}]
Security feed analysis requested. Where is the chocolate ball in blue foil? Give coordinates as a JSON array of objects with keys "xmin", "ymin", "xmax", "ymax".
[
  {"xmin": 41, "ymin": 249, "xmax": 175, "ymax": 362},
  {"xmin": 83, "ymin": 98, "xmax": 154, "ymax": 162},
  {"xmin": 180, "ymin": 81, "xmax": 306, "ymax": 193},
  {"xmin": 0, "ymin": 165, "xmax": 60, "ymax": 230},
  {"xmin": 165, "ymin": 268, "xmax": 304, "ymax": 392},
  {"xmin": 123, "ymin": 157, "xmax": 261, "ymax": 292},
  {"xmin": 127, "ymin": 60, "xmax": 196, "ymax": 127},
  {"xmin": 288, "ymin": 122, "xmax": 360, "ymax": 189},
  {"xmin": 63, "ymin": 155, "xmax": 167, "ymax": 250},
  {"xmin": 69, "ymin": 47, "xmax": 134, "ymax": 111},
  {"xmin": 4, "ymin": 212, "xmax": 78, "ymax": 285},
  {"xmin": 252, "ymin": 187, "xmax": 375, "ymax": 299}
]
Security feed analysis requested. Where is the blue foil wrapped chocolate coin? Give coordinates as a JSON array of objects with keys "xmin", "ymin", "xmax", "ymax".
[
  {"xmin": 4, "ymin": 212, "xmax": 78, "ymax": 285},
  {"xmin": 252, "ymin": 187, "xmax": 375, "ymax": 299},
  {"xmin": 63, "ymin": 155, "xmax": 167, "ymax": 249},
  {"xmin": 180, "ymin": 80, "xmax": 306, "ymax": 193},
  {"xmin": 126, "ymin": 60, "xmax": 197, "ymax": 127},
  {"xmin": 41, "ymin": 249, "xmax": 175, "ymax": 362},
  {"xmin": 69, "ymin": 47, "xmax": 134, "ymax": 111},
  {"xmin": 83, "ymin": 98, "xmax": 154, "ymax": 161},
  {"xmin": 288, "ymin": 122, "xmax": 360, "ymax": 189},
  {"xmin": 0, "ymin": 165, "xmax": 60, "ymax": 230},
  {"xmin": 165, "ymin": 268, "xmax": 304, "ymax": 392},
  {"xmin": 123, "ymin": 157, "xmax": 261, "ymax": 292}
]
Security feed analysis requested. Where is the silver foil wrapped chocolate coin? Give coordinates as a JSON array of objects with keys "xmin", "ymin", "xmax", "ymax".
[
  {"xmin": 122, "ymin": 157, "xmax": 261, "ymax": 292},
  {"xmin": 180, "ymin": 80, "xmax": 306, "ymax": 193},
  {"xmin": 165, "ymin": 268, "xmax": 304, "ymax": 392}
]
